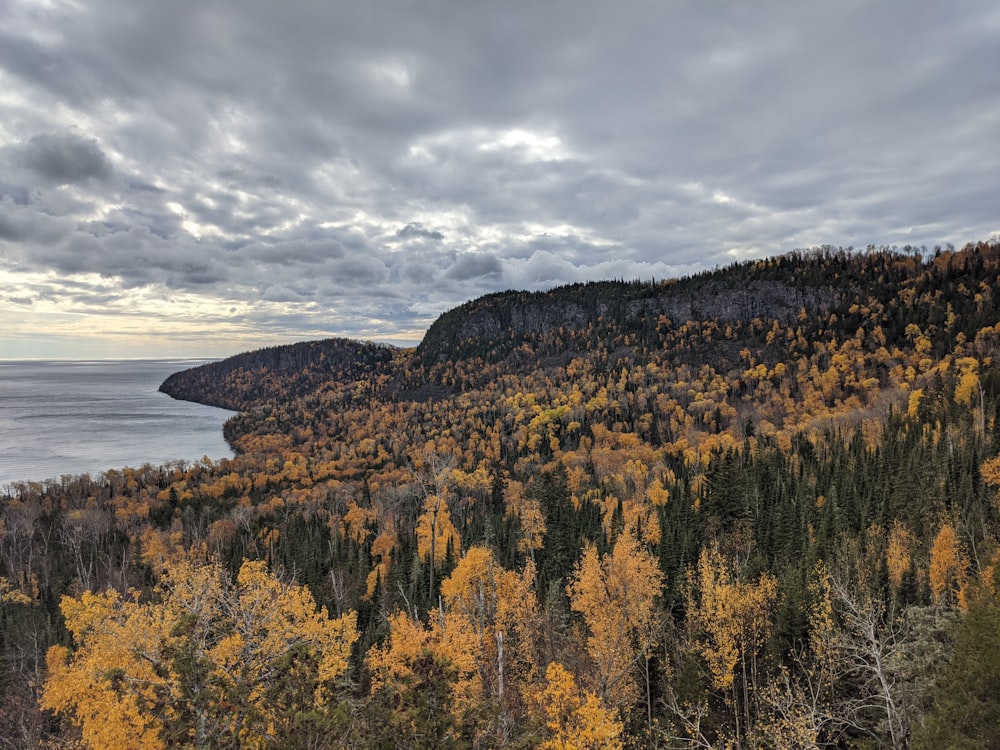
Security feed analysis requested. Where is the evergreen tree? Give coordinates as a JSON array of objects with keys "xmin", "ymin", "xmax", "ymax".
[{"xmin": 913, "ymin": 570, "xmax": 1000, "ymax": 749}]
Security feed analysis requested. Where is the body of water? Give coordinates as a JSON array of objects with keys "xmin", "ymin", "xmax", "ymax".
[{"xmin": 0, "ymin": 359, "xmax": 234, "ymax": 488}]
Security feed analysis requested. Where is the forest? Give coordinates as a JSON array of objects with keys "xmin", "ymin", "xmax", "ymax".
[{"xmin": 2, "ymin": 241, "xmax": 1000, "ymax": 748}]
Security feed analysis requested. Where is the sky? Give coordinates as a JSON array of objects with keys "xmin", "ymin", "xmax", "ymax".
[{"xmin": 1, "ymin": 1, "xmax": 998, "ymax": 360}]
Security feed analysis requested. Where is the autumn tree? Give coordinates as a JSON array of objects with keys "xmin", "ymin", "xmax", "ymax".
[
  {"xmin": 886, "ymin": 520, "xmax": 914, "ymax": 598},
  {"xmin": 505, "ymin": 479, "xmax": 546, "ymax": 562},
  {"xmin": 42, "ymin": 557, "xmax": 359, "ymax": 750},
  {"xmin": 566, "ymin": 530, "xmax": 664, "ymax": 732},
  {"xmin": 980, "ymin": 454, "xmax": 1000, "ymax": 514},
  {"xmin": 533, "ymin": 661, "xmax": 623, "ymax": 750},
  {"xmin": 0, "ymin": 576, "xmax": 31, "ymax": 609},
  {"xmin": 366, "ymin": 609, "xmax": 481, "ymax": 745},
  {"xmin": 368, "ymin": 547, "xmax": 540, "ymax": 745},
  {"xmin": 929, "ymin": 522, "xmax": 967, "ymax": 605},
  {"xmin": 440, "ymin": 546, "xmax": 540, "ymax": 708},
  {"xmin": 416, "ymin": 487, "xmax": 461, "ymax": 597},
  {"xmin": 686, "ymin": 545, "xmax": 778, "ymax": 746},
  {"xmin": 413, "ymin": 450, "xmax": 461, "ymax": 598},
  {"xmin": 367, "ymin": 649, "xmax": 470, "ymax": 750}
]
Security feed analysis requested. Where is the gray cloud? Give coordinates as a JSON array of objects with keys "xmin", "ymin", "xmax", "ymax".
[
  {"xmin": 446, "ymin": 253, "xmax": 504, "ymax": 281},
  {"xmin": 396, "ymin": 223, "xmax": 444, "ymax": 242},
  {"xmin": 16, "ymin": 133, "xmax": 112, "ymax": 185},
  {"xmin": 0, "ymin": 200, "xmax": 74, "ymax": 245},
  {"xmin": 241, "ymin": 239, "xmax": 345, "ymax": 266},
  {"xmin": 0, "ymin": 0, "xmax": 997, "ymax": 357}
]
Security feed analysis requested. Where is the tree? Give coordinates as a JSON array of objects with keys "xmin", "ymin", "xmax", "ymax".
[
  {"xmin": 412, "ymin": 446, "xmax": 461, "ymax": 598},
  {"xmin": 534, "ymin": 661, "xmax": 623, "ymax": 750},
  {"xmin": 506, "ymin": 480, "xmax": 546, "ymax": 562},
  {"xmin": 0, "ymin": 576, "xmax": 31, "ymax": 608},
  {"xmin": 416, "ymin": 488, "xmax": 461, "ymax": 598},
  {"xmin": 886, "ymin": 521, "xmax": 913, "ymax": 597},
  {"xmin": 368, "ymin": 548, "xmax": 540, "ymax": 746},
  {"xmin": 686, "ymin": 545, "xmax": 778, "ymax": 745},
  {"xmin": 439, "ymin": 545, "xmax": 540, "ymax": 705},
  {"xmin": 826, "ymin": 574, "xmax": 907, "ymax": 750},
  {"xmin": 42, "ymin": 558, "xmax": 359, "ymax": 750},
  {"xmin": 367, "ymin": 649, "xmax": 471, "ymax": 750},
  {"xmin": 912, "ymin": 560, "xmax": 1000, "ymax": 749},
  {"xmin": 566, "ymin": 530, "xmax": 664, "ymax": 728},
  {"xmin": 929, "ymin": 522, "xmax": 966, "ymax": 605},
  {"xmin": 367, "ymin": 610, "xmax": 480, "ymax": 745}
]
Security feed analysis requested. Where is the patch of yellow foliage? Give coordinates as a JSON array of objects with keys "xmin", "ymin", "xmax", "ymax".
[{"xmin": 41, "ymin": 558, "xmax": 358, "ymax": 750}]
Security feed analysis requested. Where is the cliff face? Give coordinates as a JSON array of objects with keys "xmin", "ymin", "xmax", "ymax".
[{"xmin": 416, "ymin": 275, "xmax": 839, "ymax": 366}]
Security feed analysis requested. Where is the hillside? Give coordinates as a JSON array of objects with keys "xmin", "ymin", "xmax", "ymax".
[
  {"xmin": 3, "ymin": 241, "xmax": 1000, "ymax": 748},
  {"xmin": 416, "ymin": 267, "xmax": 834, "ymax": 367},
  {"xmin": 159, "ymin": 336, "xmax": 398, "ymax": 411},
  {"xmin": 164, "ymin": 242, "xmax": 1000, "ymax": 453}
]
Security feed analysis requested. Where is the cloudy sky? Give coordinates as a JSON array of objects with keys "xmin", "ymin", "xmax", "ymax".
[{"xmin": 1, "ymin": 1, "xmax": 997, "ymax": 359}]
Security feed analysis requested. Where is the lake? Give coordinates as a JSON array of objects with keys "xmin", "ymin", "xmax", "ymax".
[{"xmin": 0, "ymin": 359, "xmax": 234, "ymax": 488}]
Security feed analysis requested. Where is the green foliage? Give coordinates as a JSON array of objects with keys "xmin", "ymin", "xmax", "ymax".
[
  {"xmin": 912, "ymin": 580, "xmax": 1000, "ymax": 749},
  {"xmin": 366, "ymin": 651, "xmax": 472, "ymax": 750}
]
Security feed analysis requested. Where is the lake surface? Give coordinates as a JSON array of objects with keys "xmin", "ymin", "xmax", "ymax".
[{"xmin": 0, "ymin": 359, "xmax": 234, "ymax": 488}]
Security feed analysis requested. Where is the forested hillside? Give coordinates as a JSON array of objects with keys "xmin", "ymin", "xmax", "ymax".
[{"xmin": 4, "ymin": 241, "xmax": 1000, "ymax": 748}]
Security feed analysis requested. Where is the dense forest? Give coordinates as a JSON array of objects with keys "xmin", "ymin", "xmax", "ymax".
[{"xmin": 3, "ymin": 241, "xmax": 1000, "ymax": 748}]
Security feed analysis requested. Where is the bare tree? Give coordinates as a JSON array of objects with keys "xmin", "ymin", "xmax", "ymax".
[{"xmin": 827, "ymin": 574, "xmax": 907, "ymax": 749}]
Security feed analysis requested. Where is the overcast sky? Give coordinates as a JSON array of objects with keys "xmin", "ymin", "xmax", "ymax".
[{"xmin": 1, "ymin": 1, "xmax": 997, "ymax": 359}]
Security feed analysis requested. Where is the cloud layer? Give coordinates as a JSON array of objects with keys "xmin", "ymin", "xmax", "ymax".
[{"xmin": 1, "ymin": 1, "xmax": 997, "ymax": 357}]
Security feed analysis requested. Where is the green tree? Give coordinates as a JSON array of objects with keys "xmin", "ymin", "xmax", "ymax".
[{"xmin": 912, "ymin": 564, "xmax": 1000, "ymax": 750}]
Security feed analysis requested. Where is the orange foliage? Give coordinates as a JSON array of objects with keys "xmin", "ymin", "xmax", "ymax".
[
  {"xmin": 566, "ymin": 532, "xmax": 663, "ymax": 708},
  {"xmin": 929, "ymin": 523, "xmax": 967, "ymax": 605}
]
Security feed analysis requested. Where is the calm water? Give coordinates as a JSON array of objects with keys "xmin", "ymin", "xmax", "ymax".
[{"xmin": 0, "ymin": 359, "xmax": 234, "ymax": 487}]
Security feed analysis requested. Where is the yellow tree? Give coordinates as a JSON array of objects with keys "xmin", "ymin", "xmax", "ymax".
[
  {"xmin": 886, "ymin": 520, "xmax": 913, "ymax": 597},
  {"xmin": 566, "ymin": 531, "xmax": 664, "ymax": 726},
  {"xmin": 517, "ymin": 497, "xmax": 547, "ymax": 561},
  {"xmin": 410, "ymin": 447, "xmax": 461, "ymax": 596},
  {"xmin": 366, "ymin": 609, "xmax": 481, "ymax": 741},
  {"xmin": 0, "ymin": 576, "xmax": 31, "ymax": 608},
  {"xmin": 506, "ymin": 479, "xmax": 546, "ymax": 562},
  {"xmin": 929, "ymin": 522, "xmax": 967, "ymax": 605},
  {"xmin": 534, "ymin": 661, "xmax": 623, "ymax": 750},
  {"xmin": 953, "ymin": 357, "xmax": 981, "ymax": 404},
  {"xmin": 368, "ymin": 547, "xmax": 540, "ymax": 743},
  {"xmin": 42, "ymin": 558, "xmax": 359, "ymax": 750},
  {"xmin": 440, "ymin": 546, "xmax": 540, "ymax": 707},
  {"xmin": 366, "ymin": 517, "xmax": 398, "ymax": 601},
  {"xmin": 416, "ymin": 486, "xmax": 461, "ymax": 595},
  {"xmin": 980, "ymin": 454, "xmax": 1000, "ymax": 514},
  {"xmin": 42, "ymin": 589, "xmax": 168, "ymax": 750},
  {"xmin": 688, "ymin": 545, "xmax": 778, "ymax": 744}
]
